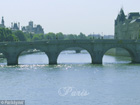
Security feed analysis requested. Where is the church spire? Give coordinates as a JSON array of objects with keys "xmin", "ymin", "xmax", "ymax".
[
  {"xmin": 1, "ymin": 16, "xmax": 4, "ymax": 26},
  {"xmin": 119, "ymin": 8, "xmax": 125, "ymax": 22}
]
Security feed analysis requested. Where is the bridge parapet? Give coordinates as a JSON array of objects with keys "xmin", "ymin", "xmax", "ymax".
[{"xmin": 0, "ymin": 39, "xmax": 139, "ymax": 45}]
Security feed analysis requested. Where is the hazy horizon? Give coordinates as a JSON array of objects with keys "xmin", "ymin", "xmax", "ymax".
[{"xmin": 1, "ymin": 0, "xmax": 140, "ymax": 35}]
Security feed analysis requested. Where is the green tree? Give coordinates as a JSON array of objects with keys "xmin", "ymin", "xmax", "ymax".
[
  {"xmin": 65, "ymin": 34, "xmax": 77, "ymax": 40},
  {"xmin": 78, "ymin": 32, "xmax": 87, "ymax": 39},
  {"xmin": 32, "ymin": 34, "xmax": 44, "ymax": 41},
  {"xmin": 13, "ymin": 31, "xmax": 26, "ymax": 41},
  {"xmin": 56, "ymin": 32, "xmax": 64, "ymax": 39},
  {"xmin": 24, "ymin": 33, "xmax": 33, "ymax": 41},
  {"xmin": 32, "ymin": 35, "xmax": 40, "ymax": 41},
  {"xmin": 0, "ymin": 28, "xmax": 18, "ymax": 41},
  {"xmin": 44, "ymin": 32, "xmax": 56, "ymax": 40}
]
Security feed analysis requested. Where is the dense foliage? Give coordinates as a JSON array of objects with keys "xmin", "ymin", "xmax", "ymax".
[
  {"xmin": 0, "ymin": 28, "xmax": 18, "ymax": 41},
  {"xmin": 0, "ymin": 28, "xmax": 94, "ymax": 42}
]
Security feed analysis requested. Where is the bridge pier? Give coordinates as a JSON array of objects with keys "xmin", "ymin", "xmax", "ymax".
[
  {"xmin": 91, "ymin": 51, "xmax": 102, "ymax": 64},
  {"xmin": 92, "ymin": 57, "xmax": 102, "ymax": 64},
  {"xmin": 47, "ymin": 52, "xmax": 58, "ymax": 65},
  {"xmin": 132, "ymin": 54, "xmax": 140, "ymax": 63},
  {"xmin": 75, "ymin": 50, "xmax": 81, "ymax": 53},
  {"xmin": 7, "ymin": 55, "xmax": 18, "ymax": 65}
]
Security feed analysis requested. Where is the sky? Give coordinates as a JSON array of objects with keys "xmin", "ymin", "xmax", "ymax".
[{"xmin": 1, "ymin": 0, "xmax": 140, "ymax": 35}]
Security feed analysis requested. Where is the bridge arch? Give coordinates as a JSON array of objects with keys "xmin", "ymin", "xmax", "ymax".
[
  {"xmin": 16, "ymin": 47, "xmax": 49, "ymax": 65},
  {"xmin": 57, "ymin": 46, "xmax": 93, "ymax": 64},
  {"xmin": 102, "ymin": 46, "xmax": 135, "ymax": 63}
]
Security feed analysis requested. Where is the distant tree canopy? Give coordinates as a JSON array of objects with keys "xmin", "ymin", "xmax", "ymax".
[
  {"xmin": 0, "ymin": 28, "xmax": 91, "ymax": 42},
  {"xmin": 44, "ymin": 32, "xmax": 56, "ymax": 40},
  {"xmin": 0, "ymin": 28, "xmax": 18, "ymax": 41},
  {"xmin": 78, "ymin": 32, "xmax": 87, "ymax": 39},
  {"xmin": 13, "ymin": 31, "xmax": 26, "ymax": 41},
  {"xmin": 32, "ymin": 34, "xmax": 44, "ymax": 41}
]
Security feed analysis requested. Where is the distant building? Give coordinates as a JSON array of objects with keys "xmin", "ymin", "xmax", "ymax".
[
  {"xmin": 88, "ymin": 34, "xmax": 114, "ymax": 39},
  {"xmin": 103, "ymin": 35, "xmax": 114, "ymax": 39},
  {"xmin": 114, "ymin": 8, "xmax": 138, "ymax": 56},
  {"xmin": 11, "ymin": 22, "xmax": 20, "ymax": 32},
  {"xmin": 0, "ymin": 17, "xmax": 5, "ymax": 28},
  {"xmin": 115, "ymin": 8, "xmax": 140, "ymax": 39},
  {"xmin": 88, "ymin": 34, "xmax": 101, "ymax": 39},
  {"xmin": 22, "ymin": 21, "xmax": 44, "ymax": 34}
]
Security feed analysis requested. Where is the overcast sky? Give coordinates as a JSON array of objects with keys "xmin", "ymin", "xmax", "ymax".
[{"xmin": 1, "ymin": 0, "xmax": 140, "ymax": 35}]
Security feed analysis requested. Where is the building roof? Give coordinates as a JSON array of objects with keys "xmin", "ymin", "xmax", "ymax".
[
  {"xmin": 116, "ymin": 8, "xmax": 126, "ymax": 22},
  {"xmin": 128, "ymin": 12, "xmax": 140, "ymax": 19},
  {"xmin": 136, "ymin": 19, "xmax": 140, "ymax": 22}
]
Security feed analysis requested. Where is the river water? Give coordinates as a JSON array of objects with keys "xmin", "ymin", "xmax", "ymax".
[{"xmin": 0, "ymin": 51, "xmax": 140, "ymax": 105}]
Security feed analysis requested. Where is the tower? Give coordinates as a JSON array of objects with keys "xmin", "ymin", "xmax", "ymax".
[
  {"xmin": 11, "ymin": 22, "xmax": 13, "ymax": 28},
  {"xmin": 1, "ymin": 17, "xmax": 4, "ymax": 26},
  {"xmin": 29, "ymin": 21, "xmax": 33, "ymax": 28},
  {"xmin": 0, "ymin": 16, "xmax": 5, "ymax": 28},
  {"xmin": 18, "ymin": 22, "xmax": 20, "ymax": 30}
]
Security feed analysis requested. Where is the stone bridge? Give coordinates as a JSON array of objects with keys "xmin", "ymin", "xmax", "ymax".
[{"xmin": 0, "ymin": 39, "xmax": 140, "ymax": 65}]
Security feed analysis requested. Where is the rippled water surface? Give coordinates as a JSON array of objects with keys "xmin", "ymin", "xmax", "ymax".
[{"xmin": 0, "ymin": 52, "xmax": 140, "ymax": 105}]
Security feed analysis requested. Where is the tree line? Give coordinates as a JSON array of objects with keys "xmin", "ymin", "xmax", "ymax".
[{"xmin": 0, "ymin": 28, "xmax": 95, "ymax": 42}]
